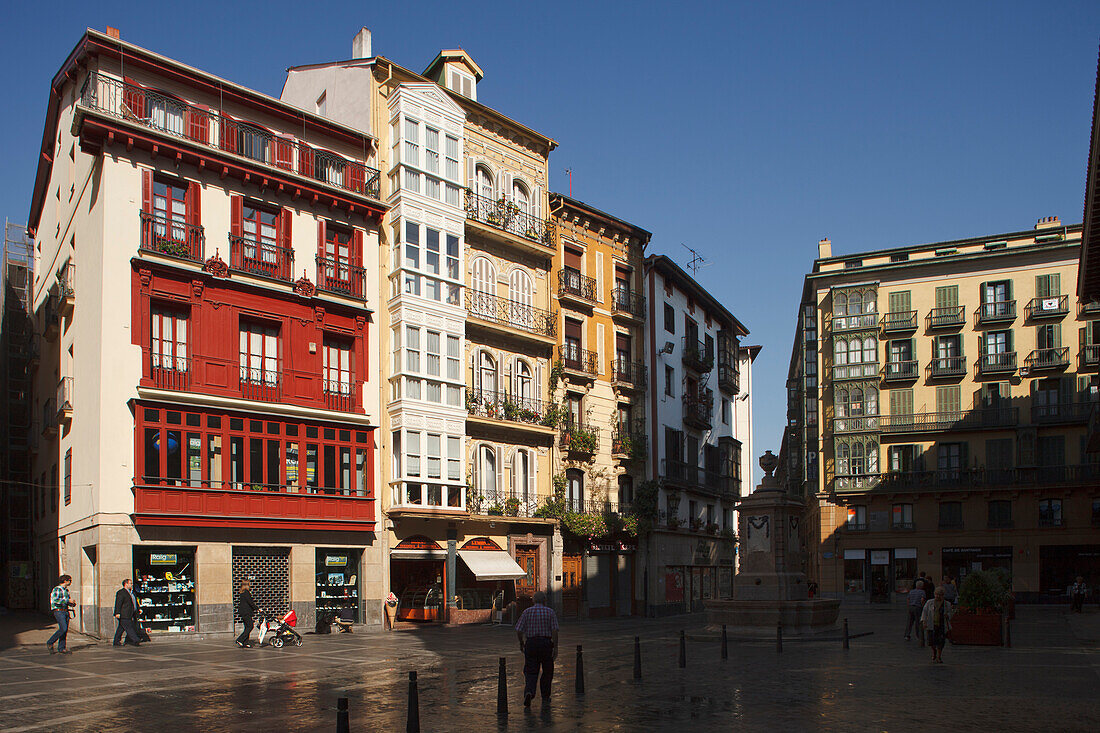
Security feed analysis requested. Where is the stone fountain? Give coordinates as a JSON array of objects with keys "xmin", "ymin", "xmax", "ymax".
[{"xmin": 703, "ymin": 451, "xmax": 840, "ymax": 635}]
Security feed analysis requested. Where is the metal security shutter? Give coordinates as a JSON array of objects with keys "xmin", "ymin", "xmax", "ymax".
[{"xmin": 233, "ymin": 547, "xmax": 290, "ymax": 620}]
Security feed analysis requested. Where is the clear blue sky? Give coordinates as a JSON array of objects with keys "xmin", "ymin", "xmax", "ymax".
[{"xmin": 4, "ymin": 1, "xmax": 1100, "ymax": 479}]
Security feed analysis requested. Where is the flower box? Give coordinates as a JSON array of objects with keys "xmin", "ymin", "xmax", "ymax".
[{"xmin": 949, "ymin": 610, "xmax": 1003, "ymax": 646}]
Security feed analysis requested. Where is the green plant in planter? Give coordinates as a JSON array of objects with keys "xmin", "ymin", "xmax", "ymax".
[
  {"xmin": 504, "ymin": 497, "xmax": 521, "ymax": 517},
  {"xmin": 465, "ymin": 389, "xmax": 480, "ymax": 414},
  {"xmin": 541, "ymin": 402, "xmax": 562, "ymax": 428},
  {"xmin": 630, "ymin": 437, "xmax": 648, "ymax": 461},
  {"xmin": 666, "ymin": 516, "xmax": 683, "ymax": 529},
  {"xmin": 706, "ymin": 522, "xmax": 720, "ymax": 535},
  {"xmin": 486, "ymin": 502, "xmax": 504, "ymax": 516},
  {"xmin": 562, "ymin": 511, "xmax": 608, "ymax": 538},
  {"xmin": 503, "ymin": 398, "xmax": 519, "ymax": 420},
  {"xmin": 719, "ymin": 527, "xmax": 737, "ymax": 545},
  {"xmin": 621, "ymin": 514, "xmax": 640, "ymax": 537},
  {"xmin": 465, "ymin": 480, "xmax": 481, "ymax": 514},
  {"xmin": 957, "ymin": 568, "xmax": 1013, "ymax": 614}
]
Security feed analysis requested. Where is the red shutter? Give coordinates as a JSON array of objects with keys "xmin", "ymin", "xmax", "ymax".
[
  {"xmin": 348, "ymin": 162, "xmax": 364, "ymax": 194},
  {"xmin": 186, "ymin": 181, "xmax": 201, "ymax": 226},
  {"xmin": 186, "ymin": 106, "xmax": 210, "ymax": 144},
  {"xmin": 141, "ymin": 169, "xmax": 154, "ymax": 213},
  {"xmin": 352, "ymin": 229, "xmax": 364, "ymax": 297},
  {"xmin": 230, "ymin": 195, "xmax": 243, "ymax": 237},
  {"xmin": 279, "ymin": 209, "xmax": 293, "ymax": 280},
  {"xmin": 317, "ymin": 220, "xmax": 327, "ymax": 290},
  {"xmin": 274, "ymin": 137, "xmax": 293, "ymax": 170},
  {"xmin": 300, "ymin": 145, "xmax": 314, "ymax": 178},
  {"xmin": 123, "ymin": 77, "xmax": 145, "ymax": 119}
]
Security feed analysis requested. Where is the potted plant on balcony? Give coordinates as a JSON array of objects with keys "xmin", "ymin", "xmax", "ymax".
[
  {"xmin": 504, "ymin": 497, "xmax": 521, "ymax": 517},
  {"xmin": 706, "ymin": 522, "xmax": 720, "ymax": 536},
  {"xmin": 486, "ymin": 502, "xmax": 504, "ymax": 516},
  {"xmin": 689, "ymin": 517, "xmax": 705, "ymax": 532},
  {"xmin": 666, "ymin": 516, "xmax": 683, "ymax": 530},
  {"xmin": 503, "ymin": 397, "xmax": 520, "ymax": 421},
  {"xmin": 950, "ymin": 568, "xmax": 1012, "ymax": 646}
]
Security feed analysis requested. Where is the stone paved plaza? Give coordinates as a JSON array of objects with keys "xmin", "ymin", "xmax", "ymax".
[{"xmin": 1, "ymin": 605, "xmax": 1098, "ymax": 732}]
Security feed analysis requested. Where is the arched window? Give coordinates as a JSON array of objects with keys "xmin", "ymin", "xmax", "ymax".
[
  {"xmin": 509, "ymin": 268, "xmax": 532, "ymax": 306},
  {"xmin": 472, "ymin": 257, "xmax": 495, "ymax": 296},
  {"xmin": 849, "ymin": 294, "xmax": 863, "ymax": 316},
  {"xmin": 862, "ymin": 337, "xmax": 877, "ymax": 368},
  {"xmin": 513, "ymin": 449, "xmax": 532, "ymax": 507},
  {"xmin": 835, "ymin": 388, "xmax": 850, "ymax": 418},
  {"xmin": 476, "ymin": 165, "xmax": 494, "ymax": 200},
  {"xmin": 850, "ymin": 387, "xmax": 864, "ymax": 416},
  {"xmin": 837, "ymin": 443, "xmax": 850, "ymax": 476},
  {"xmin": 834, "ymin": 340, "xmax": 848, "ymax": 366},
  {"xmin": 478, "ymin": 351, "xmax": 497, "ymax": 394},
  {"xmin": 512, "ymin": 179, "xmax": 530, "ymax": 215},
  {"xmin": 851, "ymin": 441, "xmax": 865, "ymax": 475},
  {"xmin": 862, "ymin": 291, "xmax": 876, "ymax": 314},
  {"xmin": 866, "ymin": 387, "xmax": 879, "ymax": 416},
  {"xmin": 477, "ymin": 444, "xmax": 498, "ymax": 500},
  {"xmin": 834, "ymin": 293, "xmax": 848, "ymax": 316},
  {"xmin": 566, "ymin": 468, "xmax": 584, "ymax": 512},
  {"xmin": 867, "ymin": 441, "xmax": 879, "ymax": 474},
  {"xmin": 848, "ymin": 338, "xmax": 862, "ymax": 365},
  {"xmin": 514, "ymin": 359, "xmax": 533, "ymax": 402}
]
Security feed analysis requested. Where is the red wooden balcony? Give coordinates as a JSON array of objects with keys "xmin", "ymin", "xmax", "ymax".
[{"xmin": 133, "ymin": 480, "xmax": 376, "ymax": 532}]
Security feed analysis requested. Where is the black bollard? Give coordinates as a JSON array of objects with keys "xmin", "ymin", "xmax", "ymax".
[
  {"xmin": 679, "ymin": 629, "xmax": 686, "ymax": 668},
  {"xmin": 1006, "ymin": 618, "xmax": 1012, "ymax": 648},
  {"xmin": 336, "ymin": 697, "xmax": 349, "ymax": 733},
  {"xmin": 407, "ymin": 671, "xmax": 420, "ymax": 733},
  {"xmin": 497, "ymin": 657, "xmax": 508, "ymax": 717},
  {"xmin": 721, "ymin": 624, "xmax": 728, "ymax": 660},
  {"xmin": 575, "ymin": 645, "xmax": 585, "ymax": 694},
  {"xmin": 843, "ymin": 618, "xmax": 849, "ymax": 650},
  {"xmin": 776, "ymin": 621, "xmax": 783, "ymax": 653},
  {"xmin": 633, "ymin": 636, "xmax": 642, "ymax": 680}
]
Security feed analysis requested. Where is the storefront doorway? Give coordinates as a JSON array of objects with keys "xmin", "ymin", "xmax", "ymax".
[
  {"xmin": 562, "ymin": 554, "xmax": 582, "ymax": 618},
  {"xmin": 869, "ymin": 550, "xmax": 891, "ymax": 602},
  {"xmin": 391, "ymin": 559, "xmax": 445, "ymax": 622},
  {"xmin": 514, "ymin": 545, "xmax": 539, "ymax": 599},
  {"xmin": 316, "ymin": 549, "xmax": 360, "ymax": 623}
]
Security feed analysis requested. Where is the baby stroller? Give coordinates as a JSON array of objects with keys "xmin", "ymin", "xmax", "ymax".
[{"xmin": 257, "ymin": 609, "xmax": 303, "ymax": 649}]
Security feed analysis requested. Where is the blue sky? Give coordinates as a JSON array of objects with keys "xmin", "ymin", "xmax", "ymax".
[{"xmin": 4, "ymin": 1, "xmax": 1100, "ymax": 477}]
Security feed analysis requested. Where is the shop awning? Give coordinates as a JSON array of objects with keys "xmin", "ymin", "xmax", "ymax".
[{"xmin": 457, "ymin": 550, "xmax": 527, "ymax": 581}]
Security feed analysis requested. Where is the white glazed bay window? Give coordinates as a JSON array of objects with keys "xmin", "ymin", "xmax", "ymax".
[
  {"xmin": 392, "ymin": 113, "xmax": 463, "ymax": 206},
  {"xmin": 394, "ymin": 219, "xmax": 461, "ymax": 305},
  {"xmin": 392, "ymin": 429, "xmax": 464, "ymax": 509}
]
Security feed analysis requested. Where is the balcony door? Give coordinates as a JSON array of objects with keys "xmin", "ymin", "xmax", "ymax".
[
  {"xmin": 983, "ymin": 281, "xmax": 1010, "ymax": 315},
  {"xmin": 566, "ymin": 468, "xmax": 584, "ymax": 512},
  {"xmin": 477, "ymin": 351, "xmax": 498, "ymax": 395},
  {"xmin": 240, "ymin": 322, "xmax": 279, "ymax": 385},
  {"xmin": 513, "ymin": 359, "xmax": 533, "ymax": 403},
  {"xmin": 152, "ymin": 307, "xmax": 188, "ymax": 373},
  {"xmin": 152, "ymin": 179, "xmax": 188, "ymax": 244},
  {"xmin": 508, "ymin": 269, "xmax": 534, "ymax": 330},
  {"xmin": 513, "ymin": 449, "xmax": 534, "ymax": 512},
  {"xmin": 323, "ymin": 338, "xmax": 352, "ymax": 396},
  {"xmin": 564, "ymin": 318, "xmax": 583, "ymax": 368},
  {"xmin": 242, "ymin": 205, "xmax": 279, "ymax": 272}
]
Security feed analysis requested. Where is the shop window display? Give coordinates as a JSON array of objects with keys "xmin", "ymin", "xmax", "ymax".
[
  {"xmin": 316, "ymin": 549, "xmax": 360, "ymax": 622},
  {"xmin": 134, "ymin": 547, "xmax": 196, "ymax": 633}
]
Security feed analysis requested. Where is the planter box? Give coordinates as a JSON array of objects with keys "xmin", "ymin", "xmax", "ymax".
[{"xmin": 950, "ymin": 612, "xmax": 1003, "ymax": 646}]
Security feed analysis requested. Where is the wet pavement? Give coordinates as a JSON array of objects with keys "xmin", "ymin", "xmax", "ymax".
[{"xmin": 2, "ymin": 605, "xmax": 1099, "ymax": 732}]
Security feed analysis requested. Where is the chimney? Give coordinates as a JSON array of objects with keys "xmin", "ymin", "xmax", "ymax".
[
  {"xmin": 818, "ymin": 238, "xmax": 832, "ymax": 259},
  {"xmin": 351, "ymin": 28, "xmax": 372, "ymax": 60},
  {"xmin": 1034, "ymin": 215, "xmax": 1061, "ymax": 230},
  {"xmin": 105, "ymin": 26, "xmax": 120, "ymax": 39}
]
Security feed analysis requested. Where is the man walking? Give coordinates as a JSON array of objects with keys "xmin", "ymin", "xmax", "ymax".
[
  {"xmin": 236, "ymin": 578, "xmax": 258, "ymax": 648},
  {"xmin": 904, "ymin": 580, "xmax": 925, "ymax": 641},
  {"xmin": 113, "ymin": 578, "xmax": 142, "ymax": 647},
  {"xmin": 1070, "ymin": 576, "xmax": 1088, "ymax": 613},
  {"xmin": 515, "ymin": 591, "xmax": 559, "ymax": 707},
  {"xmin": 46, "ymin": 574, "xmax": 76, "ymax": 654}
]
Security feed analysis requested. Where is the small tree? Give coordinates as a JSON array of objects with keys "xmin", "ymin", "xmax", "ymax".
[{"xmin": 957, "ymin": 568, "xmax": 1012, "ymax": 613}]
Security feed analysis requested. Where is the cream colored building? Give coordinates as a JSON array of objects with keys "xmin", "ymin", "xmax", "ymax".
[
  {"xmin": 282, "ymin": 31, "xmax": 563, "ymax": 622},
  {"xmin": 783, "ymin": 217, "xmax": 1100, "ymax": 602},
  {"xmin": 27, "ymin": 29, "xmax": 387, "ymax": 635}
]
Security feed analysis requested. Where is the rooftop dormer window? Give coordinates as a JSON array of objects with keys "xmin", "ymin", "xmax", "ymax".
[{"xmin": 448, "ymin": 69, "xmax": 475, "ymax": 100}]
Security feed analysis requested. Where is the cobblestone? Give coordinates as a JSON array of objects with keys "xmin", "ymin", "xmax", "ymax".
[{"xmin": 1, "ymin": 605, "xmax": 1098, "ymax": 732}]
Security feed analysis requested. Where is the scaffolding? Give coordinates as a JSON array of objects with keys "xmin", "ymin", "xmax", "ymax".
[{"xmin": 1, "ymin": 219, "xmax": 36, "ymax": 608}]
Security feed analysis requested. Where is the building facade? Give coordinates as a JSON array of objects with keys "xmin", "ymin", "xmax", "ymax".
[
  {"xmin": 548, "ymin": 194, "xmax": 650, "ymax": 618},
  {"xmin": 783, "ymin": 218, "xmax": 1100, "ymax": 603},
  {"xmin": 643, "ymin": 255, "xmax": 754, "ymax": 615},
  {"xmin": 26, "ymin": 29, "xmax": 387, "ymax": 635},
  {"xmin": 282, "ymin": 32, "xmax": 563, "ymax": 623}
]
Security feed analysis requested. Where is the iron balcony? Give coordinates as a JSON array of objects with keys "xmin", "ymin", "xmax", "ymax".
[
  {"xmin": 682, "ymin": 338, "xmax": 714, "ymax": 373},
  {"xmin": 977, "ymin": 352, "xmax": 1017, "ymax": 375},
  {"xmin": 878, "ymin": 407, "xmax": 1018, "ymax": 434},
  {"xmin": 1025, "ymin": 295, "xmax": 1069, "ymax": 320},
  {"xmin": 464, "ymin": 189, "xmax": 554, "ymax": 248},
  {"xmin": 929, "ymin": 356, "xmax": 967, "ymax": 378},
  {"xmin": 882, "ymin": 359, "xmax": 919, "ymax": 381},
  {"xmin": 558, "ymin": 268, "xmax": 598, "ymax": 305},
  {"xmin": 611, "ymin": 286, "xmax": 646, "ymax": 320},
  {"xmin": 927, "ymin": 306, "xmax": 966, "ymax": 329},
  {"xmin": 882, "ymin": 310, "xmax": 917, "ymax": 333},
  {"xmin": 975, "ymin": 300, "xmax": 1016, "ymax": 325},
  {"xmin": 1024, "ymin": 348, "xmax": 1069, "ymax": 371}
]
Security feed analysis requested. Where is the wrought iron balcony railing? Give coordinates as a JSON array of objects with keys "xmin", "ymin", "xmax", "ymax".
[
  {"xmin": 611, "ymin": 359, "xmax": 647, "ymax": 389},
  {"xmin": 1078, "ymin": 300, "xmax": 1100, "ymax": 319},
  {"xmin": 466, "ymin": 388, "xmax": 552, "ymax": 427},
  {"xmin": 832, "ymin": 361, "xmax": 879, "ymax": 380},
  {"xmin": 682, "ymin": 338, "xmax": 714, "ymax": 373},
  {"xmin": 878, "ymin": 407, "xmax": 1018, "ymax": 434},
  {"xmin": 558, "ymin": 268, "xmax": 598, "ymax": 304},
  {"xmin": 683, "ymin": 392, "xmax": 713, "ymax": 430},
  {"xmin": 1024, "ymin": 347, "xmax": 1069, "ymax": 371},
  {"xmin": 660, "ymin": 459, "xmax": 733, "ymax": 498},
  {"xmin": 831, "ymin": 415, "xmax": 880, "ymax": 433},
  {"xmin": 977, "ymin": 352, "xmax": 1016, "ymax": 374},
  {"xmin": 82, "ymin": 73, "xmax": 381, "ymax": 200},
  {"xmin": 611, "ymin": 287, "xmax": 646, "ymax": 319},
  {"xmin": 139, "ymin": 211, "xmax": 205, "ymax": 263},
  {"xmin": 975, "ymin": 300, "xmax": 1016, "ymax": 324},
  {"xmin": 718, "ymin": 363, "xmax": 740, "ymax": 394},
  {"xmin": 316, "ymin": 256, "xmax": 367, "ymax": 299},
  {"xmin": 322, "ymin": 376, "xmax": 356, "ymax": 412},
  {"xmin": 560, "ymin": 421, "xmax": 600, "ymax": 454},
  {"xmin": 1025, "ymin": 295, "xmax": 1069, "ymax": 319},
  {"xmin": 928, "ymin": 306, "xmax": 966, "ymax": 329},
  {"xmin": 832, "ymin": 465, "xmax": 1100, "ymax": 494},
  {"xmin": 883, "ymin": 359, "xmax": 918, "ymax": 381},
  {"xmin": 559, "ymin": 344, "xmax": 599, "ymax": 375},
  {"xmin": 151, "ymin": 353, "xmax": 191, "ymax": 391},
  {"xmin": 832, "ymin": 313, "xmax": 878, "ymax": 332},
  {"xmin": 1082, "ymin": 344, "xmax": 1100, "ymax": 369},
  {"xmin": 882, "ymin": 310, "xmax": 917, "ymax": 332},
  {"xmin": 466, "ymin": 290, "xmax": 556, "ymax": 338},
  {"xmin": 1031, "ymin": 401, "xmax": 1093, "ymax": 424},
  {"xmin": 229, "ymin": 234, "xmax": 294, "ymax": 282},
  {"xmin": 238, "ymin": 363, "xmax": 281, "ymax": 403},
  {"xmin": 464, "ymin": 190, "xmax": 554, "ymax": 246},
  {"xmin": 58, "ymin": 262, "xmax": 76, "ymax": 306},
  {"xmin": 929, "ymin": 356, "xmax": 967, "ymax": 378},
  {"xmin": 611, "ymin": 423, "xmax": 648, "ymax": 461}
]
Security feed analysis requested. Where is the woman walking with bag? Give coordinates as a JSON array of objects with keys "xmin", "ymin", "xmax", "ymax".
[
  {"xmin": 236, "ymin": 579, "xmax": 258, "ymax": 648},
  {"xmin": 920, "ymin": 586, "xmax": 952, "ymax": 663}
]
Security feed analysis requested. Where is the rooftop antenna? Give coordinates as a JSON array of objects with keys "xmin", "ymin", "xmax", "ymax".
[
  {"xmin": 564, "ymin": 168, "xmax": 573, "ymax": 197},
  {"xmin": 682, "ymin": 243, "xmax": 708, "ymax": 277}
]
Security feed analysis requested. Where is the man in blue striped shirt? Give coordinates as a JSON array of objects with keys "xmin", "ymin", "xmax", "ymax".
[
  {"xmin": 515, "ymin": 591, "xmax": 559, "ymax": 706},
  {"xmin": 47, "ymin": 575, "xmax": 76, "ymax": 654}
]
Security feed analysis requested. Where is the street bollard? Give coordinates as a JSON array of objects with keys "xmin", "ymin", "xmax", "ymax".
[
  {"xmin": 633, "ymin": 636, "xmax": 642, "ymax": 680},
  {"xmin": 575, "ymin": 645, "xmax": 585, "ymax": 694},
  {"xmin": 776, "ymin": 621, "xmax": 783, "ymax": 653},
  {"xmin": 679, "ymin": 629, "xmax": 686, "ymax": 668},
  {"xmin": 336, "ymin": 697, "xmax": 349, "ymax": 733},
  {"xmin": 407, "ymin": 671, "xmax": 420, "ymax": 733},
  {"xmin": 1006, "ymin": 618, "xmax": 1012, "ymax": 648},
  {"xmin": 843, "ymin": 618, "xmax": 849, "ymax": 650},
  {"xmin": 721, "ymin": 624, "xmax": 728, "ymax": 661},
  {"xmin": 497, "ymin": 657, "xmax": 508, "ymax": 717}
]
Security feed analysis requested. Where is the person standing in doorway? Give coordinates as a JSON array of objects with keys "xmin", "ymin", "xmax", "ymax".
[
  {"xmin": 921, "ymin": 586, "xmax": 952, "ymax": 663},
  {"xmin": 904, "ymin": 581, "xmax": 925, "ymax": 641},
  {"xmin": 112, "ymin": 578, "xmax": 142, "ymax": 647},
  {"xmin": 1070, "ymin": 576, "xmax": 1088, "ymax": 613},
  {"xmin": 236, "ymin": 579, "xmax": 258, "ymax": 648},
  {"xmin": 46, "ymin": 575, "xmax": 76, "ymax": 654},
  {"xmin": 514, "ymin": 590, "xmax": 559, "ymax": 707}
]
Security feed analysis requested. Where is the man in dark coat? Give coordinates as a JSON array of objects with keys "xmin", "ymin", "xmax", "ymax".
[
  {"xmin": 236, "ymin": 579, "xmax": 258, "ymax": 648},
  {"xmin": 113, "ymin": 578, "xmax": 142, "ymax": 647}
]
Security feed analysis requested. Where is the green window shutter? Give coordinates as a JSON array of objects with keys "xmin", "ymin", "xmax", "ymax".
[
  {"xmin": 890, "ymin": 389, "xmax": 913, "ymax": 415},
  {"xmin": 1051, "ymin": 273, "xmax": 1061, "ymax": 296},
  {"xmin": 936, "ymin": 386, "xmax": 960, "ymax": 414},
  {"xmin": 960, "ymin": 442, "xmax": 969, "ymax": 469},
  {"xmin": 1035, "ymin": 274, "xmax": 1050, "ymax": 298},
  {"xmin": 934, "ymin": 286, "xmax": 957, "ymax": 309},
  {"xmin": 1006, "ymin": 280, "xmax": 1013, "ymax": 301},
  {"xmin": 980, "ymin": 281, "xmax": 989, "ymax": 303},
  {"xmin": 1054, "ymin": 324, "xmax": 1062, "ymax": 349},
  {"xmin": 888, "ymin": 291, "xmax": 911, "ymax": 313}
]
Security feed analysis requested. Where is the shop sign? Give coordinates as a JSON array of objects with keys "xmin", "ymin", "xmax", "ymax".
[
  {"xmin": 395, "ymin": 536, "xmax": 443, "ymax": 551},
  {"xmin": 325, "ymin": 555, "xmax": 348, "ymax": 567},
  {"xmin": 460, "ymin": 537, "xmax": 502, "ymax": 551},
  {"xmin": 150, "ymin": 553, "xmax": 177, "ymax": 565},
  {"xmin": 870, "ymin": 550, "xmax": 890, "ymax": 565},
  {"xmin": 588, "ymin": 541, "xmax": 637, "ymax": 553},
  {"xmin": 942, "ymin": 547, "xmax": 1012, "ymax": 559}
]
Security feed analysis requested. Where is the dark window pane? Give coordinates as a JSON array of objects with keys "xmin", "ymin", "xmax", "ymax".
[
  {"xmin": 207, "ymin": 415, "xmax": 221, "ymax": 429},
  {"xmin": 230, "ymin": 418, "xmax": 244, "ymax": 431},
  {"xmin": 185, "ymin": 413, "xmax": 201, "ymax": 426},
  {"xmin": 144, "ymin": 428, "xmax": 160, "ymax": 481},
  {"xmin": 267, "ymin": 422, "xmax": 280, "ymax": 435},
  {"xmin": 167, "ymin": 411, "xmax": 182, "ymax": 425},
  {"xmin": 144, "ymin": 408, "xmax": 160, "ymax": 422},
  {"xmin": 286, "ymin": 424, "xmax": 299, "ymax": 437}
]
